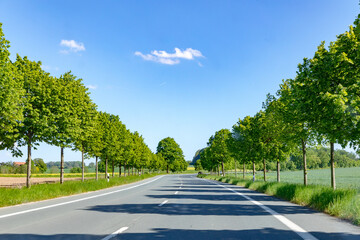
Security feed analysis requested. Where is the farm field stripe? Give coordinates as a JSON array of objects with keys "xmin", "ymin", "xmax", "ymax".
[
  {"xmin": 0, "ymin": 176, "xmax": 164, "ymax": 219},
  {"xmin": 202, "ymin": 178, "xmax": 318, "ymax": 240},
  {"xmin": 101, "ymin": 226, "xmax": 129, "ymax": 240}
]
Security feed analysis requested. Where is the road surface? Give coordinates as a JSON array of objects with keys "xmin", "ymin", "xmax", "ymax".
[{"xmin": 0, "ymin": 174, "xmax": 359, "ymax": 239}]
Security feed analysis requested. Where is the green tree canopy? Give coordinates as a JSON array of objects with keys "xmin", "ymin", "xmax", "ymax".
[{"xmin": 156, "ymin": 137, "xmax": 186, "ymax": 173}]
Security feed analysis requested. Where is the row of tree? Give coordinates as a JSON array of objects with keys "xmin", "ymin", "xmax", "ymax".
[
  {"xmin": 195, "ymin": 146, "xmax": 360, "ymax": 172},
  {"xmin": 198, "ymin": 14, "xmax": 360, "ymax": 189},
  {"xmin": 0, "ymin": 23, "xmax": 186, "ymax": 187}
]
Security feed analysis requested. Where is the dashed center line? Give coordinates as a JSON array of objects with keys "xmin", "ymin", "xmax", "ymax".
[
  {"xmin": 174, "ymin": 191, "xmax": 179, "ymax": 195},
  {"xmin": 159, "ymin": 200, "xmax": 168, "ymax": 206},
  {"xmin": 101, "ymin": 226, "xmax": 129, "ymax": 240}
]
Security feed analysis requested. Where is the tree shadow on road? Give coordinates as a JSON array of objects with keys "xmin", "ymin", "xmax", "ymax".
[
  {"xmin": 145, "ymin": 193, "xmax": 304, "ymax": 204},
  {"xmin": 84, "ymin": 202, "xmax": 314, "ymax": 216},
  {"xmin": 0, "ymin": 228, "xmax": 359, "ymax": 240}
]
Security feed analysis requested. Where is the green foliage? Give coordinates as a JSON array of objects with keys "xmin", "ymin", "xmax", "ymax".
[
  {"xmin": 33, "ymin": 158, "xmax": 47, "ymax": 173},
  {"xmin": 49, "ymin": 166, "xmax": 60, "ymax": 174},
  {"xmin": 70, "ymin": 167, "xmax": 82, "ymax": 173},
  {"xmin": 0, "ymin": 23, "xmax": 24, "ymax": 156},
  {"xmin": 194, "ymin": 159, "xmax": 203, "ymax": 170},
  {"xmin": 157, "ymin": 137, "xmax": 187, "ymax": 173},
  {"xmin": 46, "ymin": 161, "xmax": 83, "ymax": 169}
]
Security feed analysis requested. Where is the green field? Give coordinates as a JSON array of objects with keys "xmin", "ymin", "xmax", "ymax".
[{"xmin": 227, "ymin": 167, "xmax": 360, "ymax": 191}]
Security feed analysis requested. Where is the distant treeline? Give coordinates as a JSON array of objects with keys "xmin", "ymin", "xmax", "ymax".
[
  {"xmin": 285, "ymin": 147, "xmax": 359, "ymax": 171},
  {"xmin": 46, "ymin": 161, "xmax": 94, "ymax": 170}
]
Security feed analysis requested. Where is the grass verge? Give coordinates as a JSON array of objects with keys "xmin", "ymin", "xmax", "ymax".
[
  {"xmin": 0, "ymin": 173, "xmax": 161, "ymax": 208},
  {"xmin": 198, "ymin": 174, "xmax": 360, "ymax": 226}
]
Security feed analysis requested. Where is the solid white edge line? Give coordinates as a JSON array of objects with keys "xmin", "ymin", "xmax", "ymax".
[
  {"xmin": 159, "ymin": 200, "xmax": 168, "ymax": 206},
  {"xmin": 202, "ymin": 178, "xmax": 318, "ymax": 240},
  {"xmin": 0, "ymin": 176, "xmax": 164, "ymax": 219},
  {"xmin": 101, "ymin": 226, "xmax": 129, "ymax": 240}
]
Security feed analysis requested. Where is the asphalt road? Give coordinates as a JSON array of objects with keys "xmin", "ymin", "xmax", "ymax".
[{"xmin": 0, "ymin": 174, "xmax": 360, "ymax": 240}]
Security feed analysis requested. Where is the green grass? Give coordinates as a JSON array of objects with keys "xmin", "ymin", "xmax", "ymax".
[
  {"xmin": 227, "ymin": 167, "xmax": 360, "ymax": 191},
  {"xmin": 199, "ymin": 174, "xmax": 360, "ymax": 225},
  {"xmin": 0, "ymin": 173, "xmax": 161, "ymax": 207}
]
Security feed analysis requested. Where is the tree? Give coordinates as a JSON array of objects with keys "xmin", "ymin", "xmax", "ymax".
[
  {"xmin": 33, "ymin": 158, "xmax": 47, "ymax": 173},
  {"xmin": 87, "ymin": 111, "xmax": 105, "ymax": 180},
  {"xmin": 156, "ymin": 137, "xmax": 185, "ymax": 173},
  {"xmin": 194, "ymin": 159, "xmax": 203, "ymax": 171},
  {"xmin": 0, "ymin": 23, "xmax": 24, "ymax": 156},
  {"xmin": 207, "ymin": 129, "xmax": 232, "ymax": 176},
  {"xmin": 72, "ymin": 85, "xmax": 97, "ymax": 181},
  {"xmin": 278, "ymin": 76, "xmax": 316, "ymax": 185},
  {"xmin": 262, "ymin": 95, "xmax": 295, "ymax": 182},
  {"xmin": 294, "ymin": 37, "xmax": 358, "ymax": 189},
  {"xmin": 45, "ymin": 72, "xmax": 84, "ymax": 184},
  {"xmin": 232, "ymin": 115, "xmax": 263, "ymax": 180},
  {"xmin": 15, "ymin": 55, "xmax": 56, "ymax": 188}
]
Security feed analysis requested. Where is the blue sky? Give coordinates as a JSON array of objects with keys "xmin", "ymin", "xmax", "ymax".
[{"xmin": 0, "ymin": 0, "xmax": 359, "ymax": 163}]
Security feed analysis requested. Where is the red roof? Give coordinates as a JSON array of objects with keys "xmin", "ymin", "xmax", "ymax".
[{"xmin": 13, "ymin": 162, "xmax": 26, "ymax": 166}]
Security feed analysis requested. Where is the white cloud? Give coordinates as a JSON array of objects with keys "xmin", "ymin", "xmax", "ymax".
[
  {"xmin": 135, "ymin": 48, "xmax": 203, "ymax": 65},
  {"xmin": 86, "ymin": 85, "xmax": 97, "ymax": 90},
  {"xmin": 42, "ymin": 65, "xmax": 59, "ymax": 71},
  {"xmin": 60, "ymin": 40, "xmax": 85, "ymax": 53}
]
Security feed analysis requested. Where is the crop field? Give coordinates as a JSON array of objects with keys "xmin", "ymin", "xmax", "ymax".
[{"xmin": 228, "ymin": 167, "xmax": 360, "ymax": 191}]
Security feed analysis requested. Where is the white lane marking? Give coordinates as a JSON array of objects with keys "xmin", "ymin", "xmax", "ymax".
[
  {"xmin": 101, "ymin": 226, "xmax": 129, "ymax": 240},
  {"xmin": 159, "ymin": 200, "xmax": 168, "ymax": 206},
  {"xmin": 202, "ymin": 178, "xmax": 318, "ymax": 240},
  {"xmin": 174, "ymin": 191, "xmax": 178, "ymax": 195},
  {"xmin": 0, "ymin": 176, "xmax": 164, "ymax": 219}
]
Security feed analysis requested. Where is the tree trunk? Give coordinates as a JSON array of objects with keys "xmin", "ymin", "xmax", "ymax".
[
  {"xmin": 105, "ymin": 157, "xmax": 108, "ymax": 179},
  {"xmin": 112, "ymin": 159, "xmax": 115, "ymax": 177},
  {"xmin": 95, "ymin": 156, "xmax": 98, "ymax": 181},
  {"xmin": 263, "ymin": 158, "xmax": 266, "ymax": 182},
  {"xmin": 60, "ymin": 147, "xmax": 64, "ymax": 184},
  {"xmin": 234, "ymin": 160, "xmax": 237, "ymax": 178},
  {"xmin": 81, "ymin": 146, "xmax": 85, "ymax": 182},
  {"xmin": 217, "ymin": 165, "xmax": 220, "ymax": 176},
  {"xmin": 277, "ymin": 159, "xmax": 280, "ymax": 182},
  {"xmin": 124, "ymin": 162, "xmax": 126, "ymax": 177},
  {"xmin": 243, "ymin": 162, "xmax": 245, "ymax": 179},
  {"xmin": 252, "ymin": 160, "xmax": 255, "ymax": 182},
  {"xmin": 132, "ymin": 167, "xmax": 134, "ymax": 175},
  {"xmin": 127, "ymin": 167, "xmax": 130, "ymax": 175},
  {"xmin": 26, "ymin": 136, "xmax": 32, "ymax": 188},
  {"xmin": 302, "ymin": 139, "xmax": 307, "ymax": 186},
  {"xmin": 330, "ymin": 142, "xmax": 336, "ymax": 190},
  {"xmin": 167, "ymin": 164, "xmax": 169, "ymax": 174},
  {"xmin": 119, "ymin": 163, "xmax": 122, "ymax": 177},
  {"xmin": 221, "ymin": 160, "xmax": 225, "ymax": 177}
]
